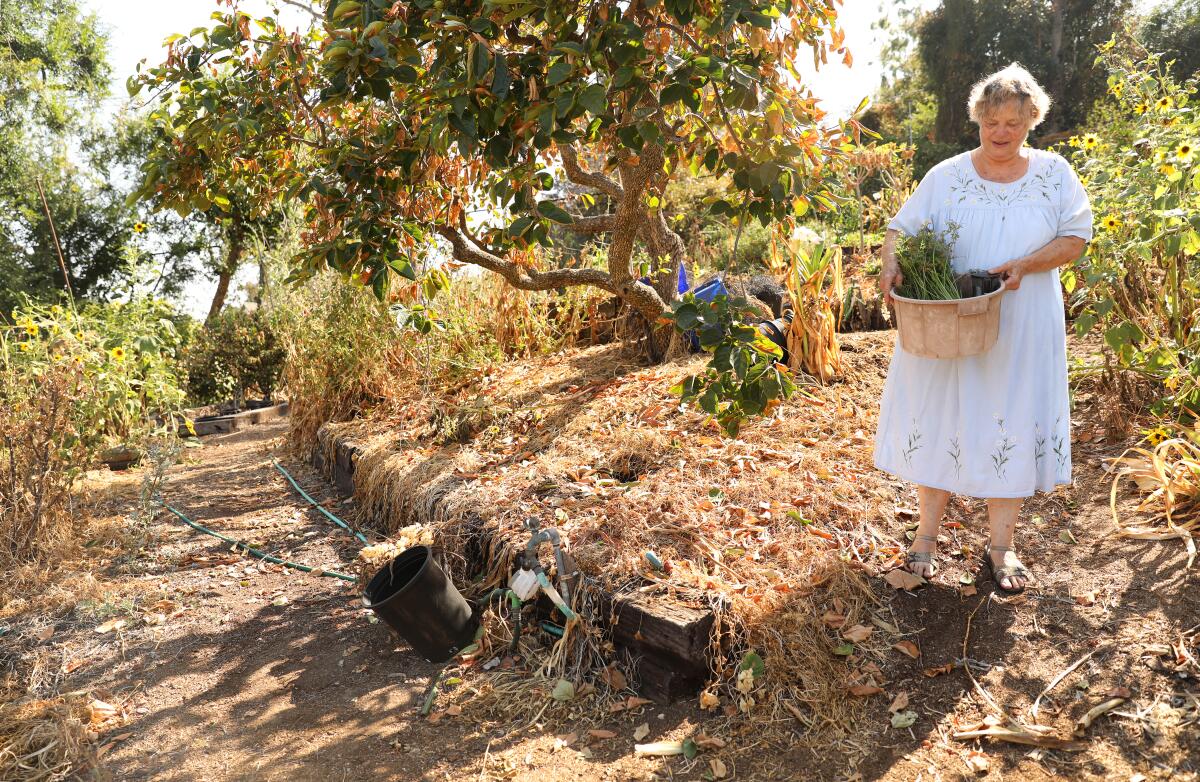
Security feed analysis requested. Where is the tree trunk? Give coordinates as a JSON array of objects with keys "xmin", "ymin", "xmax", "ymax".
[{"xmin": 206, "ymin": 218, "xmax": 245, "ymax": 325}]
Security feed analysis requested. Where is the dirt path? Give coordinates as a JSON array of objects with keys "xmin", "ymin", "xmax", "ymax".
[{"xmin": 8, "ymin": 385, "xmax": 1199, "ymax": 781}]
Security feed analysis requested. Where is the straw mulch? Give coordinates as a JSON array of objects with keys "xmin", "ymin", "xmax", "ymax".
[
  {"xmin": 0, "ymin": 693, "xmax": 95, "ymax": 782},
  {"xmin": 322, "ymin": 332, "xmax": 908, "ymax": 734}
]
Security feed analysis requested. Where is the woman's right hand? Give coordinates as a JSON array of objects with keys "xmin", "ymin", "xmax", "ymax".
[
  {"xmin": 879, "ymin": 229, "xmax": 902, "ymax": 305},
  {"xmin": 879, "ymin": 263, "xmax": 903, "ymax": 305}
]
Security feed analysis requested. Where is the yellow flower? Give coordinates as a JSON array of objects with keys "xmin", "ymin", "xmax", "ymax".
[
  {"xmin": 1177, "ymin": 141, "xmax": 1196, "ymax": 164},
  {"xmin": 18, "ymin": 342, "xmax": 30, "ymax": 352},
  {"xmin": 1082, "ymin": 133, "xmax": 1100, "ymax": 150},
  {"xmin": 1102, "ymin": 214, "xmax": 1122, "ymax": 232},
  {"xmin": 1156, "ymin": 96, "xmax": 1173, "ymax": 112},
  {"xmin": 1144, "ymin": 426, "xmax": 1172, "ymax": 446},
  {"xmin": 24, "ymin": 324, "xmax": 37, "ymax": 336},
  {"xmin": 1110, "ymin": 81, "xmax": 1124, "ymax": 98},
  {"xmin": 185, "ymin": 419, "xmax": 197, "ymax": 436},
  {"xmin": 1068, "ymin": 135, "xmax": 1081, "ymax": 148},
  {"xmin": 109, "ymin": 346, "xmax": 126, "ymax": 361},
  {"xmin": 1160, "ymin": 163, "xmax": 1178, "ymax": 178},
  {"xmin": 133, "ymin": 222, "xmax": 147, "ymax": 234},
  {"xmin": 75, "ymin": 331, "xmax": 84, "ymax": 340},
  {"xmin": 1134, "ymin": 103, "xmax": 1148, "ymax": 115}
]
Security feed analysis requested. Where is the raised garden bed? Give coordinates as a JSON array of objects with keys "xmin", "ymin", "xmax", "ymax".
[
  {"xmin": 312, "ymin": 425, "xmax": 715, "ymax": 702},
  {"xmin": 188, "ymin": 401, "xmax": 290, "ymax": 437}
]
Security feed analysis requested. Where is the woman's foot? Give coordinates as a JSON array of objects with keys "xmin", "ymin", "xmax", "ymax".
[
  {"xmin": 904, "ymin": 534, "xmax": 939, "ymax": 578},
  {"xmin": 985, "ymin": 544, "xmax": 1030, "ymax": 593}
]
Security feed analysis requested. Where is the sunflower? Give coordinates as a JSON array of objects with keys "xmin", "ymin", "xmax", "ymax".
[
  {"xmin": 1102, "ymin": 214, "xmax": 1122, "ymax": 232},
  {"xmin": 75, "ymin": 331, "xmax": 84, "ymax": 341},
  {"xmin": 109, "ymin": 346, "xmax": 126, "ymax": 361},
  {"xmin": 1177, "ymin": 141, "xmax": 1196, "ymax": 164},
  {"xmin": 133, "ymin": 222, "xmax": 147, "ymax": 234},
  {"xmin": 1110, "ymin": 81, "xmax": 1124, "ymax": 98},
  {"xmin": 1082, "ymin": 133, "xmax": 1100, "ymax": 150},
  {"xmin": 1156, "ymin": 96, "xmax": 1174, "ymax": 112},
  {"xmin": 24, "ymin": 324, "xmax": 37, "ymax": 336},
  {"xmin": 18, "ymin": 342, "xmax": 30, "ymax": 352},
  {"xmin": 1134, "ymin": 102, "xmax": 1148, "ymax": 115},
  {"xmin": 1161, "ymin": 163, "xmax": 1178, "ymax": 178},
  {"xmin": 1144, "ymin": 426, "xmax": 1172, "ymax": 447}
]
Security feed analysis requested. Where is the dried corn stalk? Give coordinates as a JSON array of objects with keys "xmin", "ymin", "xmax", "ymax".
[
  {"xmin": 1109, "ymin": 434, "xmax": 1199, "ymax": 566},
  {"xmin": 777, "ymin": 238, "xmax": 842, "ymax": 384}
]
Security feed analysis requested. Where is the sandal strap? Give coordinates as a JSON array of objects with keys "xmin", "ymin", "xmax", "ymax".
[
  {"xmin": 993, "ymin": 565, "xmax": 1029, "ymax": 579},
  {"xmin": 905, "ymin": 551, "xmax": 934, "ymax": 563},
  {"xmin": 913, "ymin": 534, "xmax": 938, "ymax": 542},
  {"xmin": 987, "ymin": 543, "xmax": 1012, "ymax": 552}
]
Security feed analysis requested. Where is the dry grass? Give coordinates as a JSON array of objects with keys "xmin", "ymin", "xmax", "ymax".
[
  {"xmin": 313, "ymin": 332, "xmax": 905, "ymax": 734},
  {"xmin": 0, "ymin": 694, "xmax": 94, "ymax": 782},
  {"xmin": 1109, "ymin": 427, "xmax": 1200, "ymax": 566}
]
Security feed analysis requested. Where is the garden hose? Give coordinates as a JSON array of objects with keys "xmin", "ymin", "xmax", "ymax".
[
  {"xmin": 161, "ymin": 502, "xmax": 358, "ymax": 583},
  {"xmin": 272, "ymin": 458, "xmax": 370, "ymax": 544}
]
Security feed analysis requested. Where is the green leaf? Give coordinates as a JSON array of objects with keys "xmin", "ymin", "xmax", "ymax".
[
  {"xmin": 551, "ymin": 679, "xmax": 575, "ymax": 701},
  {"xmin": 682, "ymin": 738, "xmax": 698, "ymax": 760},
  {"xmin": 738, "ymin": 651, "xmax": 766, "ymax": 680},
  {"xmin": 535, "ymin": 200, "xmax": 574, "ymax": 224},
  {"xmin": 891, "ymin": 710, "xmax": 918, "ymax": 729},
  {"xmin": 547, "ymin": 60, "xmax": 572, "ymax": 86},
  {"xmin": 833, "ymin": 643, "xmax": 855, "ymax": 656},
  {"xmin": 577, "ymin": 83, "xmax": 607, "ymax": 115}
]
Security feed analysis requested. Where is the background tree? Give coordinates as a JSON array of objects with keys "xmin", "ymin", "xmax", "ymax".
[
  {"xmin": 864, "ymin": 0, "xmax": 1130, "ymax": 175},
  {"xmin": 1138, "ymin": 0, "xmax": 1200, "ymax": 81},
  {"xmin": 132, "ymin": 0, "xmax": 860, "ymax": 356},
  {"xmin": 0, "ymin": 1, "xmax": 210, "ymax": 313}
]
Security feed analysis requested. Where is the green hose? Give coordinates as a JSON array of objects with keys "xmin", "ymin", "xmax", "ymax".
[
  {"xmin": 162, "ymin": 503, "xmax": 358, "ymax": 583},
  {"xmin": 272, "ymin": 458, "xmax": 370, "ymax": 545}
]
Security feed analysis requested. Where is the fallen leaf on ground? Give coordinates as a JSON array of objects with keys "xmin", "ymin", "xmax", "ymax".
[
  {"xmin": 710, "ymin": 758, "xmax": 728, "ymax": 779},
  {"xmin": 600, "ymin": 666, "xmax": 627, "ymax": 691},
  {"xmin": 95, "ymin": 618, "xmax": 126, "ymax": 634},
  {"xmin": 961, "ymin": 584, "xmax": 978, "ymax": 597},
  {"xmin": 693, "ymin": 732, "xmax": 725, "ymax": 750},
  {"xmin": 1103, "ymin": 687, "xmax": 1132, "ymax": 699},
  {"xmin": 848, "ymin": 685, "xmax": 883, "ymax": 697},
  {"xmin": 884, "ymin": 569, "xmax": 925, "ymax": 591},
  {"xmin": 888, "ymin": 692, "xmax": 910, "ymax": 713},
  {"xmin": 923, "ymin": 663, "xmax": 955, "ymax": 678},
  {"xmin": 891, "ymin": 710, "xmax": 918, "ymax": 729},
  {"xmin": 842, "ymin": 624, "xmax": 873, "ymax": 643},
  {"xmin": 964, "ymin": 750, "xmax": 990, "ymax": 774},
  {"xmin": 699, "ymin": 690, "xmax": 720, "ymax": 710},
  {"xmin": 1073, "ymin": 697, "xmax": 1125, "ymax": 736},
  {"xmin": 551, "ymin": 679, "xmax": 575, "ymax": 702},
  {"xmin": 587, "ymin": 729, "xmax": 616, "ymax": 740},
  {"xmin": 553, "ymin": 733, "xmax": 577, "ymax": 750},
  {"xmin": 633, "ymin": 723, "xmax": 650, "ymax": 741},
  {"xmin": 625, "ymin": 696, "xmax": 652, "ymax": 710},
  {"xmin": 822, "ymin": 610, "xmax": 847, "ymax": 628},
  {"xmin": 88, "ymin": 700, "xmax": 118, "ymax": 725},
  {"xmin": 893, "ymin": 641, "xmax": 920, "ymax": 659},
  {"xmin": 445, "ymin": 705, "xmax": 462, "ymax": 717}
]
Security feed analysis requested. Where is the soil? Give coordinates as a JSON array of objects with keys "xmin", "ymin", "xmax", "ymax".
[{"xmin": 4, "ymin": 332, "xmax": 1198, "ymax": 781}]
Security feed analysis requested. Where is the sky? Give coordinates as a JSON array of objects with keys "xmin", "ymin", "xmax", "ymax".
[{"xmin": 79, "ymin": 0, "xmax": 934, "ymax": 317}]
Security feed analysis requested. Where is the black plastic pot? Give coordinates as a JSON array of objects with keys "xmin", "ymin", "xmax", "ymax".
[{"xmin": 362, "ymin": 546, "xmax": 479, "ymax": 663}]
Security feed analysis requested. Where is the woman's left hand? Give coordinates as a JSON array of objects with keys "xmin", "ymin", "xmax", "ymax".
[{"xmin": 989, "ymin": 258, "xmax": 1028, "ymax": 290}]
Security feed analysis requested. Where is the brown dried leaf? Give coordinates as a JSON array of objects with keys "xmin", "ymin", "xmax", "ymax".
[
  {"xmin": 964, "ymin": 750, "xmax": 990, "ymax": 774},
  {"xmin": 710, "ymin": 758, "xmax": 728, "ymax": 779},
  {"xmin": 822, "ymin": 610, "xmax": 847, "ymax": 628},
  {"xmin": 445, "ymin": 705, "xmax": 462, "ymax": 716},
  {"xmin": 95, "ymin": 618, "xmax": 126, "ymax": 634},
  {"xmin": 633, "ymin": 723, "xmax": 650, "ymax": 741},
  {"xmin": 848, "ymin": 685, "xmax": 884, "ymax": 697},
  {"xmin": 587, "ymin": 729, "xmax": 617, "ymax": 740},
  {"xmin": 888, "ymin": 692, "xmax": 910, "ymax": 713},
  {"xmin": 884, "ymin": 569, "xmax": 925, "ymax": 591},
  {"xmin": 842, "ymin": 624, "xmax": 873, "ymax": 643},
  {"xmin": 893, "ymin": 641, "xmax": 920, "ymax": 659},
  {"xmin": 699, "ymin": 690, "xmax": 720, "ymax": 710},
  {"xmin": 923, "ymin": 663, "xmax": 955, "ymax": 678},
  {"xmin": 693, "ymin": 732, "xmax": 726, "ymax": 750}
]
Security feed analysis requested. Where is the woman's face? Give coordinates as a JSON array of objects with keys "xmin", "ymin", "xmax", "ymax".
[{"xmin": 978, "ymin": 99, "xmax": 1032, "ymax": 162}]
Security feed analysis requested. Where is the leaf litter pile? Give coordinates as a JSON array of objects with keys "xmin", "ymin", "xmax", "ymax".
[{"xmin": 312, "ymin": 332, "xmax": 923, "ymax": 749}]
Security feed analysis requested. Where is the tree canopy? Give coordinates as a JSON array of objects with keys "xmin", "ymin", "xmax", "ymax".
[{"xmin": 132, "ymin": 0, "xmax": 865, "ymax": 328}]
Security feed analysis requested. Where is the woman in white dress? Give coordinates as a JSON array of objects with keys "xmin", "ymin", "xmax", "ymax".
[{"xmin": 874, "ymin": 64, "xmax": 1093, "ymax": 593}]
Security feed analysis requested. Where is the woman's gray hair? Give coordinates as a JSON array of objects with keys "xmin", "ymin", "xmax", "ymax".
[{"xmin": 967, "ymin": 63, "xmax": 1051, "ymax": 128}]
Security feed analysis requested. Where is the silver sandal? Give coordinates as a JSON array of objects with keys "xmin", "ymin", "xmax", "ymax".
[
  {"xmin": 985, "ymin": 543, "xmax": 1031, "ymax": 594},
  {"xmin": 904, "ymin": 534, "xmax": 939, "ymax": 577}
]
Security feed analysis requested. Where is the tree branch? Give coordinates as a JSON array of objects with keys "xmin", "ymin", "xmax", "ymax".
[
  {"xmin": 566, "ymin": 214, "xmax": 616, "ymax": 234},
  {"xmin": 436, "ymin": 225, "xmax": 616, "ymax": 293},
  {"xmin": 559, "ymin": 145, "xmax": 624, "ymax": 199}
]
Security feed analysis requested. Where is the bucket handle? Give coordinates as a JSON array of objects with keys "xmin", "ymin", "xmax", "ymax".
[{"xmin": 957, "ymin": 295, "xmax": 990, "ymax": 316}]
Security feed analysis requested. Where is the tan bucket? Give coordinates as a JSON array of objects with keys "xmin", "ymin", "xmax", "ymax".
[{"xmin": 891, "ymin": 286, "xmax": 1005, "ymax": 359}]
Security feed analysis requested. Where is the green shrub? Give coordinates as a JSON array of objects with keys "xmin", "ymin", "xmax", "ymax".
[{"xmin": 184, "ymin": 309, "xmax": 286, "ymax": 406}]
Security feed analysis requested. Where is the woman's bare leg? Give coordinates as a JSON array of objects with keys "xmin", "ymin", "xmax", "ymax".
[
  {"xmin": 906, "ymin": 485, "xmax": 951, "ymax": 577},
  {"xmin": 986, "ymin": 497, "xmax": 1028, "ymax": 590}
]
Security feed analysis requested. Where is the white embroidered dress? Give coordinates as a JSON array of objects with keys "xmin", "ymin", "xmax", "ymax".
[{"xmin": 873, "ymin": 148, "xmax": 1093, "ymax": 498}]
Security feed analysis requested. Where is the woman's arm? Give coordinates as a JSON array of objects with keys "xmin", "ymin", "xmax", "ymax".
[
  {"xmin": 988, "ymin": 236, "xmax": 1087, "ymax": 291},
  {"xmin": 878, "ymin": 228, "xmax": 902, "ymax": 304}
]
